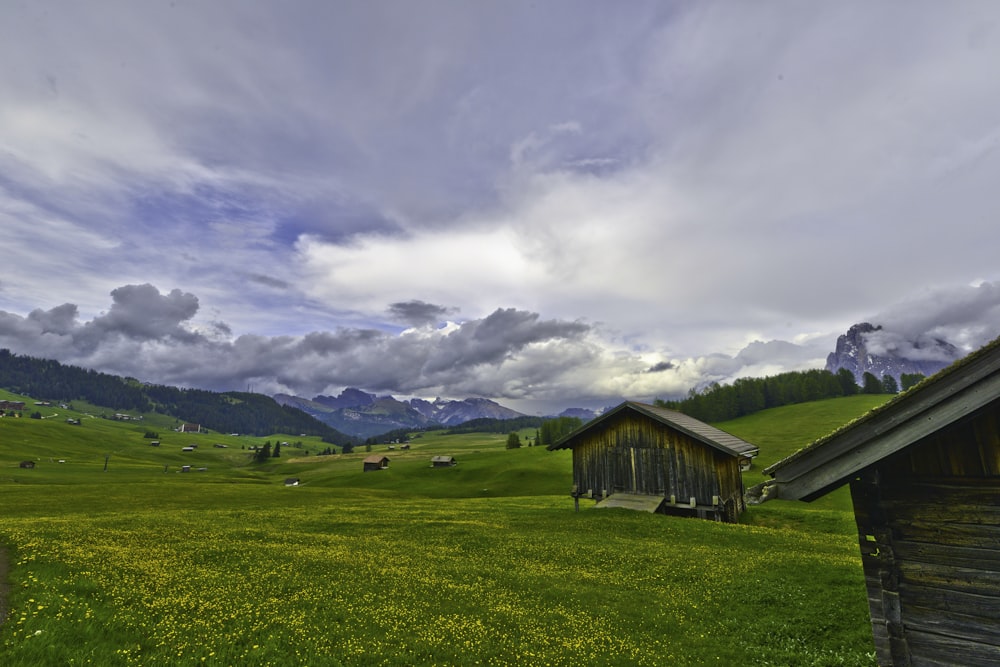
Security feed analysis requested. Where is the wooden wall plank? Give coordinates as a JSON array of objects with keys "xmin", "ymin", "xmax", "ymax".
[{"xmin": 905, "ymin": 629, "xmax": 1000, "ymax": 667}]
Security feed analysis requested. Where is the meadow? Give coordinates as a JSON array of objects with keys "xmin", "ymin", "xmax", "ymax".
[{"xmin": 0, "ymin": 391, "xmax": 887, "ymax": 666}]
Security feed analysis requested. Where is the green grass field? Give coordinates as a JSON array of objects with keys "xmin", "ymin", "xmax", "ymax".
[{"xmin": 0, "ymin": 390, "xmax": 888, "ymax": 666}]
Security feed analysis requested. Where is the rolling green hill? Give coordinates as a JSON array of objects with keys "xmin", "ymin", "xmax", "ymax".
[{"xmin": 0, "ymin": 350, "xmax": 354, "ymax": 444}]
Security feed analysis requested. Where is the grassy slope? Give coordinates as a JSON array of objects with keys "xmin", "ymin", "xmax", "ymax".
[
  {"xmin": 716, "ymin": 394, "xmax": 892, "ymax": 522},
  {"xmin": 0, "ymin": 390, "xmax": 887, "ymax": 666}
]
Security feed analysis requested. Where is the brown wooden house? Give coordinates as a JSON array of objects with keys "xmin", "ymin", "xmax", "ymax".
[
  {"xmin": 363, "ymin": 455, "xmax": 390, "ymax": 472},
  {"xmin": 766, "ymin": 336, "xmax": 1000, "ymax": 666},
  {"xmin": 548, "ymin": 401, "xmax": 758, "ymax": 521}
]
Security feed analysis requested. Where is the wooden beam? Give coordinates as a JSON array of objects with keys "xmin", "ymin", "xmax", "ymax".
[{"xmin": 775, "ymin": 371, "xmax": 1000, "ymax": 500}]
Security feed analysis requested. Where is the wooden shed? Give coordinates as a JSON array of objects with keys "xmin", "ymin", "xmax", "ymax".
[
  {"xmin": 363, "ymin": 455, "xmax": 390, "ymax": 472},
  {"xmin": 431, "ymin": 455, "xmax": 457, "ymax": 467},
  {"xmin": 19, "ymin": 460, "xmax": 35, "ymax": 469},
  {"xmin": 548, "ymin": 401, "xmax": 758, "ymax": 522},
  {"xmin": 766, "ymin": 336, "xmax": 1000, "ymax": 666}
]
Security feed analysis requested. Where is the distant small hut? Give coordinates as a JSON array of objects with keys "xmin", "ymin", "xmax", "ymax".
[
  {"xmin": 19, "ymin": 460, "xmax": 35, "ymax": 469},
  {"xmin": 431, "ymin": 455, "xmax": 457, "ymax": 467},
  {"xmin": 284, "ymin": 478, "xmax": 300, "ymax": 486},
  {"xmin": 548, "ymin": 401, "xmax": 758, "ymax": 522},
  {"xmin": 363, "ymin": 455, "xmax": 390, "ymax": 472},
  {"xmin": 766, "ymin": 336, "xmax": 1000, "ymax": 666}
]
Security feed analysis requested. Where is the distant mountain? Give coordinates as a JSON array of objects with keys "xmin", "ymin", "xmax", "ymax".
[
  {"xmin": 274, "ymin": 388, "xmax": 527, "ymax": 439},
  {"xmin": 557, "ymin": 407, "xmax": 598, "ymax": 421},
  {"xmin": 825, "ymin": 322, "xmax": 960, "ymax": 383}
]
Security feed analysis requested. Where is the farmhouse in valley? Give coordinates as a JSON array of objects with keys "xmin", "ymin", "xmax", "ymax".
[
  {"xmin": 766, "ymin": 336, "xmax": 1000, "ymax": 666},
  {"xmin": 363, "ymin": 455, "xmax": 390, "ymax": 472},
  {"xmin": 431, "ymin": 455, "xmax": 457, "ymax": 467},
  {"xmin": 548, "ymin": 401, "xmax": 758, "ymax": 522}
]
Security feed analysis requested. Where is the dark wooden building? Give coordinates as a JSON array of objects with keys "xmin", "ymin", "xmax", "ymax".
[
  {"xmin": 363, "ymin": 455, "xmax": 390, "ymax": 472},
  {"xmin": 431, "ymin": 456, "xmax": 457, "ymax": 467},
  {"xmin": 548, "ymin": 401, "xmax": 758, "ymax": 522},
  {"xmin": 766, "ymin": 337, "xmax": 1000, "ymax": 666}
]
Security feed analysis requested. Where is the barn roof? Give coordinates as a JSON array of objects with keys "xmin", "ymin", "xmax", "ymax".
[
  {"xmin": 548, "ymin": 400, "xmax": 759, "ymax": 458},
  {"xmin": 363, "ymin": 455, "xmax": 389, "ymax": 463},
  {"xmin": 766, "ymin": 335, "xmax": 1000, "ymax": 501}
]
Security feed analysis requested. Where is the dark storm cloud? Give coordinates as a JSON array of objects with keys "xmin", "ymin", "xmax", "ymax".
[
  {"xmin": 387, "ymin": 300, "xmax": 456, "ymax": 327},
  {"xmin": 645, "ymin": 361, "xmax": 675, "ymax": 373},
  {"xmin": 247, "ymin": 274, "xmax": 291, "ymax": 290},
  {"xmin": 27, "ymin": 303, "xmax": 79, "ymax": 335},
  {"xmin": 423, "ymin": 308, "xmax": 590, "ymax": 374},
  {"xmin": 95, "ymin": 284, "xmax": 199, "ymax": 338},
  {"xmin": 0, "ymin": 286, "xmax": 595, "ymax": 401}
]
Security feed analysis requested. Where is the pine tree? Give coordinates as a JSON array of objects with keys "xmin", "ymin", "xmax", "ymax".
[
  {"xmin": 506, "ymin": 432, "xmax": 522, "ymax": 449},
  {"xmin": 862, "ymin": 372, "xmax": 883, "ymax": 395},
  {"xmin": 836, "ymin": 368, "xmax": 858, "ymax": 396},
  {"xmin": 900, "ymin": 373, "xmax": 926, "ymax": 391}
]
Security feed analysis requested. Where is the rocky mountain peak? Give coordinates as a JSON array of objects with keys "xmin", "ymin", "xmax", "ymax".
[{"xmin": 825, "ymin": 322, "xmax": 960, "ymax": 383}]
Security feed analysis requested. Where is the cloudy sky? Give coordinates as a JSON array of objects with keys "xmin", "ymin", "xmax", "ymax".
[{"xmin": 2, "ymin": 1, "xmax": 1000, "ymax": 414}]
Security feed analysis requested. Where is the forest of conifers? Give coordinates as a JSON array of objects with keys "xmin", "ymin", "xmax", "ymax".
[{"xmin": 655, "ymin": 367, "xmax": 924, "ymax": 423}]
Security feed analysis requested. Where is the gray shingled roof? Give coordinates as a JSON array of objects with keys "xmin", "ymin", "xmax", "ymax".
[{"xmin": 549, "ymin": 401, "xmax": 759, "ymax": 458}]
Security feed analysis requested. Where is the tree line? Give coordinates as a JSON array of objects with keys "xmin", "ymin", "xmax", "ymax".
[
  {"xmin": 655, "ymin": 368, "xmax": 925, "ymax": 424},
  {"xmin": 445, "ymin": 415, "xmax": 546, "ymax": 435}
]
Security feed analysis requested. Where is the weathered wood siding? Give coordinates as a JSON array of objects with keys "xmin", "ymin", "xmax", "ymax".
[
  {"xmin": 570, "ymin": 411, "xmax": 744, "ymax": 519},
  {"xmin": 851, "ymin": 402, "xmax": 1000, "ymax": 667}
]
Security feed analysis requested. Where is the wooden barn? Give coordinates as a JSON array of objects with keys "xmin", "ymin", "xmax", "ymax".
[
  {"xmin": 766, "ymin": 336, "xmax": 1000, "ymax": 666},
  {"xmin": 548, "ymin": 401, "xmax": 758, "ymax": 522},
  {"xmin": 363, "ymin": 455, "xmax": 390, "ymax": 472},
  {"xmin": 431, "ymin": 455, "xmax": 457, "ymax": 467}
]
